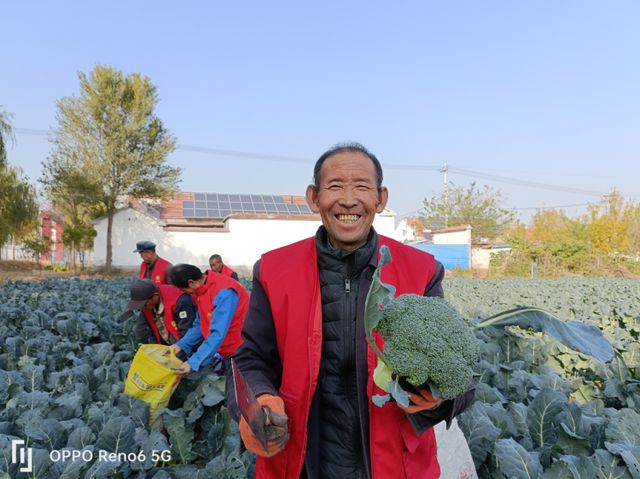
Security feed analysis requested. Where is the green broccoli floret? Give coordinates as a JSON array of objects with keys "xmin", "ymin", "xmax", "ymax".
[{"xmin": 377, "ymin": 294, "xmax": 479, "ymax": 401}]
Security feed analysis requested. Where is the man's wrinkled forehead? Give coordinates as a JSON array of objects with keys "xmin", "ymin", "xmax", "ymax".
[{"xmin": 317, "ymin": 152, "xmax": 379, "ymax": 185}]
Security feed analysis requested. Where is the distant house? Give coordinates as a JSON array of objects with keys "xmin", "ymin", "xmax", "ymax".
[
  {"xmin": 0, "ymin": 210, "xmax": 65, "ymax": 263},
  {"xmin": 408, "ymin": 225, "xmax": 473, "ymax": 270},
  {"xmin": 92, "ymin": 192, "xmax": 399, "ymax": 274},
  {"xmin": 40, "ymin": 210, "xmax": 65, "ymax": 264}
]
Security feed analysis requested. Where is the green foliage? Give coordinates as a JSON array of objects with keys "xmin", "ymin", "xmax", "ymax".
[
  {"xmin": 42, "ymin": 64, "xmax": 181, "ymax": 271},
  {"xmin": 0, "ymin": 108, "xmax": 39, "ymax": 254},
  {"xmin": 492, "ymin": 194, "xmax": 640, "ymax": 278},
  {"xmin": 448, "ymin": 278, "xmax": 640, "ymax": 478},
  {"xmin": 0, "ymin": 278, "xmax": 253, "ymax": 478},
  {"xmin": 0, "ymin": 164, "xmax": 39, "ymax": 253},
  {"xmin": 0, "ymin": 108, "xmax": 14, "ymax": 167},
  {"xmin": 21, "ymin": 233, "xmax": 52, "ymax": 263},
  {"xmin": 421, "ymin": 181, "xmax": 517, "ymax": 242}
]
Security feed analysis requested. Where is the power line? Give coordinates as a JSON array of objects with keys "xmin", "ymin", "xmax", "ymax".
[
  {"xmin": 14, "ymin": 127, "xmax": 606, "ymax": 197},
  {"xmin": 513, "ymin": 201, "xmax": 605, "ymax": 211},
  {"xmin": 448, "ymin": 166, "xmax": 604, "ymax": 197}
]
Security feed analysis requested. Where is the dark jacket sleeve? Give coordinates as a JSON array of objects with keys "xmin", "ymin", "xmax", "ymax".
[
  {"xmin": 174, "ymin": 293, "xmax": 197, "ymax": 339},
  {"xmin": 231, "ymin": 271, "xmax": 239, "ymax": 281},
  {"xmin": 407, "ymin": 259, "xmax": 476, "ymax": 434},
  {"xmin": 424, "ymin": 260, "xmax": 445, "ymax": 298},
  {"xmin": 134, "ymin": 312, "xmax": 157, "ymax": 344},
  {"xmin": 226, "ymin": 260, "xmax": 283, "ymax": 422}
]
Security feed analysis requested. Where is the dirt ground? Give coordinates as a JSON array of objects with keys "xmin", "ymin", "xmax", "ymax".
[{"xmin": 0, "ymin": 260, "xmax": 129, "ymax": 282}]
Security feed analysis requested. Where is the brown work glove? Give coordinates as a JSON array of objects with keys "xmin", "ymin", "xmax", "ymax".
[
  {"xmin": 239, "ymin": 394, "xmax": 289, "ymax": 457},
  {"xmin": 397, "ymin": 387, "xmax": 443, "ymax": 414}
]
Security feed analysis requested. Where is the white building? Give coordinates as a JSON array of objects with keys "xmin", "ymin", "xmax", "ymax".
[{"xmin": 92, "ymin": 192, "xmax": 399, "ymax": 275}]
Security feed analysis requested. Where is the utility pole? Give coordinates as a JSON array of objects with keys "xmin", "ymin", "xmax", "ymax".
[{"xmin": 440, "ymin": 163, "xmax": 449, "ymax": 227}]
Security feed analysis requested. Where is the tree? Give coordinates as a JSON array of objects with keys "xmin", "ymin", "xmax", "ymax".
[
  {"xmin": 0, "ymin": 108, "xmax": 14, "ymax": 167},
  {"xmin": 22, "ymin": 233, "xmax": 52, "ymax": 264},
  {"xmin": 41, "ymin": 155, "xmax": 101, "ymax": 269},
  {"xmin": 587, "ymin": 190, "xmax": 632, "ymax": 256},
  {"xmin": 0, "ymin": 109, "xmax": 39, "ymax": 258},
  {"xmin": 0, "ymin": 165, "xmax": 40, "ymax": 258},
  {"xmin": 421, "ymin": 182, "xmax": 516, "ymax": 243},
  {"xmin": 42, "ymin": 65, "xmax": 180, "ymax": 271}
]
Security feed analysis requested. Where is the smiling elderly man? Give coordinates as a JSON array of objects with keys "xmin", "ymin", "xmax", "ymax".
[{"xmin": 227, "ymin": 143, "xmax": 474, "ymax": 479}]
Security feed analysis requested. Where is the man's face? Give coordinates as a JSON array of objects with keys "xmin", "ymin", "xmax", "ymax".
[
  {"xmin": 143, "ymin": 293, "xmax": 160, "ymax": 310},
  {"xmin": 209, "ymin": 258, "xmax": 222, "ymax": 273},
  {"xmin": 139, "ymin": 250, "xmax": 156, "ymax": 264},
  {"xmin": 306, "ymin": 151, "xmax": 388, "ymax": 251}
]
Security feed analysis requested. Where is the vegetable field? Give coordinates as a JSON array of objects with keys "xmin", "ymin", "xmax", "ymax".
[
  {"xmin": 1, "ymin": 277, "xmax": 639, "ymax": 478},
  {"xmin": 0, "ymin": 279, "xmax": 252, "ymax": 479},
  {"xmin": 446, "ymin": 278, "xmax": 640, "ymax": 478}
]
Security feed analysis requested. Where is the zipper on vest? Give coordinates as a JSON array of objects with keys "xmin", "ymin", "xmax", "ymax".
[{"xmin": 345, "ymin": 278, "xmax": 351, "ymax": 294}]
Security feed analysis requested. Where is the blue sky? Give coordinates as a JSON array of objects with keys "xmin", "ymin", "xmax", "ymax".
[{"xmin": 2, "ymin": 1, "xmax": 639, "ymax": 222}]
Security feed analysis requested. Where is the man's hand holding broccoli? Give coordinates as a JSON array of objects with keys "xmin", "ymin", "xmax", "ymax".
[{"xmin": 365, "ymin": 246, "xmax": 479, "ymax": 409}]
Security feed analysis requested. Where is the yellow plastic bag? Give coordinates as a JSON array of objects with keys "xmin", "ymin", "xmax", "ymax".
[{"xmin": 124, "ymin": 344, "xmax": 182, "ymax": 428}]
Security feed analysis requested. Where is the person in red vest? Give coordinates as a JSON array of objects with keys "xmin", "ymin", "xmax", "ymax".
[
  {"xmin": 119, "ymin": 279, "xmax": 196, "ymax": 353},
  {"xmin": 208, "ymin": 254, "xmax": 239, "ymax": 281},
  {"xmin": 134, "ymin": 240, "xmax": 172, "ymax": 285},
  {"xmin": 227, "ymin": 143, "xmax": 475, "ymax": 479},
  {"xmin": 169, "ymin": 264, "xmax": 249, "ymax": 375}
]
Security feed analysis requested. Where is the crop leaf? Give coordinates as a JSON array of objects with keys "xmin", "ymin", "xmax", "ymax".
[
  {"xmin": 528, "ymin": 389, "xmax": 565, "ymax": 449},
  {"xmin": 164, "ymin": 411, "xmax": 196, "ymax": 464},
  {"xmin": 605, "ymin": 442, "xmax": 640, "ymax": 479},
  {"xmin": 494, "ymin": 438, "xmax": 543, "ymax": 479},
  {"xmin": 66, "ymin": 426, "xmax": 96, "ymax": 450},
  {"xmin": 474, "ymin": 307, "xmax": 615, "ymax": 362},
  {"xmin": 562, "ymin": 449, "xmax": 632, "ymax": 479},
  {"xmin": 363, "ymin": 245, "xmax": 396, "ymax": 361},
  {"xmin": 458, "ymin": 402, "xmax": 501, "ymax": 466},
  {"xmin": 606, "ymin": 409, "xmax": 640, "ymax": 448},
  {"xmin": 95, "ymin": 416, "xmax": 136, "ymax": 453}
]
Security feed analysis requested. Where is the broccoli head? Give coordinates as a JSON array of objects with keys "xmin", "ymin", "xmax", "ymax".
[{"xmin": 377, "ymin": 294, "xmax": 479, "ymax": 400}]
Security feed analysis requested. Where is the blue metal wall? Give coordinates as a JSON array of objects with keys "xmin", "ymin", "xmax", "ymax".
[{"xmin": 409, "ymin": 243, "xmax": 470, "ymax": 269}]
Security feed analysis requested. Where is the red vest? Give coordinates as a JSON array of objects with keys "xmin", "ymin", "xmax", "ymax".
[
  {"xmin": 139, "ymin": 256, "xmax": 171, "ymax": 285},
  {"xmin": 195, "ymin": 272, "xmax": 249, "ymax": 358},
  {"xmin": 205, "ymin": 263, "xmax": 236, "ymax": 282},
  {"xmin": 220, "ymin": 264, "xmax": 236, "ymax": 278},
  {"xmin": 142, "ymin": 284, "xmax": 185, "ymax": 344},
  {"xmin": 257, "ymin": 235, "xmax": 439, "ymax": 479}
]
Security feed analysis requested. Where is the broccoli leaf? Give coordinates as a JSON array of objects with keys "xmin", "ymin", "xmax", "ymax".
[
  {"xmin": 473, "ymin": 307, "xmax": 614, "ymax": 362},
  {"xmin": 388, "ymin": 378, "xmax": 410, "ymax": 408},
  {"xmin": 372, "ymin": 394, "xmax": 390, "ymax": 407},
  {"xmin": 494, "ymin": 438, "xmax": 543, "ymax": 479},
  {"xmin": 372, "ymin": 360, "xmax": 393, "ymax": 392},
  {"xmin": 364, "ymin": 245, "xmax": 396, "ymax": 360}
]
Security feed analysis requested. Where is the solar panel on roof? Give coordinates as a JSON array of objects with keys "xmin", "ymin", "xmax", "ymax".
[
  {"xmin": 195, "ymin": 201, "xmax": 206, "ymax": 209},
  {"xmin": 208, "ymin": 209, "xmax": 221, "ymax": 217},
  {"xmin": 220, "ymin": 209, "xmax": 231, "ymax": 217},
  {"xmin": 273, "ymin": 196, "xmax": 285, "ymax": 204},
  {"xmin": 218, "ymin": 194, "xmax": 229, "ymax": 202},
  {"xmin": 184, "ymin": 201, "xmax": 194, "ymax": 209},
  {"xmin": 240, "ymin": 195, "xmax": 251, "ymax": 203},
  {"xmin": 276, "ymin": 204, "xmax": 288, "ymax": 213},
  {"xmin": 219, "ymin": 201, "xmax": 230, "ymax": 209},
  {"xmin": 184, "ymin": 209, "xmax": 195, "ymax": 217},
  {"xmin": 195, "ymin": 193, "xmax": 206, "ymax": 201},
  {"xmin": 229, "ymin": 202, "xmax": 242, "ymax": 211},
  {"xmin": 195, "ymin": 209, "xmax": 207, "ymax": 216},
  {"xmin": 229, "ymin": 194, "xmax": 240, "ymax": 201}
]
